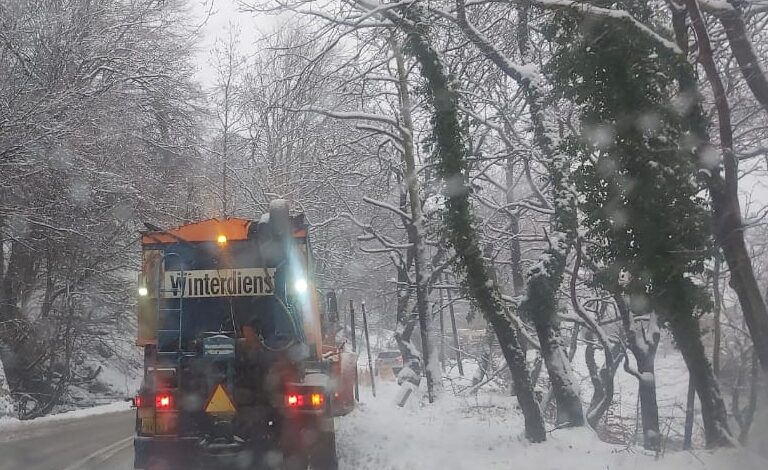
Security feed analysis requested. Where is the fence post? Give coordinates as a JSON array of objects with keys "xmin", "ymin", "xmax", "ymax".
[
  {"xmin": 349, "ymin": 300, "xmax": 359, "ymax": 402},
  {"xmin": 361, "ymin": 301, "xmax": 376, "ymax": 397}
]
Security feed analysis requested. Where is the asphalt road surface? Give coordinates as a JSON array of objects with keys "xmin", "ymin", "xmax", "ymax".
[{"xmin": 0, "ymin": 410, "xmax": 135, "ymax": 470}]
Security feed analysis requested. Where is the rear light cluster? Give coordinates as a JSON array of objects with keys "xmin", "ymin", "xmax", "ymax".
[
  {"xmin": 285, "ymin": 391, "xmax": 325, "ymax": 409},
  {"xmin": 155, "ymin": 393, "xmax": 173, "ymax": 410},
  {"xmin": 135, "ymin": 393, "xmax": 174, "ymax": 411}
]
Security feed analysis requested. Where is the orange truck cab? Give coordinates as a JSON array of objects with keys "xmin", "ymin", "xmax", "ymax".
[{"xmin": 133, "ymin": 200, "xmax": 353, "ymax": 470}]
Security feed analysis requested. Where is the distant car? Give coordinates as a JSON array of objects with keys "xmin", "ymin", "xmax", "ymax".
[{"xmin": 374, "ymin": 350, "xmax": 403, "ymax": 376}]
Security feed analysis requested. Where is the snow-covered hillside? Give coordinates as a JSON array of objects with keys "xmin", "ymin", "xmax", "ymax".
[
  {"xmin": 0, "ymin": 401, "xmax": 131, "ymax": 433},
  {"xmin": 570, "ymin": 333, "xmax": 706, "ymax": 449},
  {"xmin": 337, "ymin": 380, "xmax": 766, "ymax": 470}
]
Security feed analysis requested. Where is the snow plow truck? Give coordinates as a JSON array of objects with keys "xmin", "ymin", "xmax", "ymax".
[{"xmin": 133, "ymin": 200, "xmax": 355, "ymax": 470}]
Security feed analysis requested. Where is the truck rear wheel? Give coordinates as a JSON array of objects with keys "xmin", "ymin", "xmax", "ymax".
[
  {"xmin": 282, "ymin": 420, "xmax": 337, "ymax": 470},
  {"xmin": 309, "ymin": 430, "xmax": 337, "ymax": 470},
  {"xmin": 282, "ymin": 452, "xmax": 309, "ymax": 470}
]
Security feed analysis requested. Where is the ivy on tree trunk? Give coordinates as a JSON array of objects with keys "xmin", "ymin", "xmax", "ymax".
[{"xmin": 387, "ymin": 5, "xmax": 547, "ymax": 443}]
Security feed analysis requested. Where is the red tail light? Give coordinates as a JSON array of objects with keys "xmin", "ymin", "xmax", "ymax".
[
  {"xmin": 286, "ymin": 393, "xmax": 304, "ymax": 407},
  {"xmin": 134, "ymin": 395, "xmax": 143, "ymax": 407},
  {"xmin": 155, "ymin": 393, "xmax": 173, "ymax": 410},
  {"xmin": 285, "ymin": 391, "xmax": 324, "ymax": 409}
]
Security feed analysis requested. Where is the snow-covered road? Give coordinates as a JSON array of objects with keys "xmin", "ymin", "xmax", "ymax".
[
  {"xmin": 0, "ymin": 384, "xmax": 765, "ymax": 470},
  {"xmin": 0, "ymin": 408, "xmax": 134, "ymax": 470}
]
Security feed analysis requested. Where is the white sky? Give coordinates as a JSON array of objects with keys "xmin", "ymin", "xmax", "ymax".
[{"xmin": 190, "ymin": 0, "xmax": 276, "ymax": 88}]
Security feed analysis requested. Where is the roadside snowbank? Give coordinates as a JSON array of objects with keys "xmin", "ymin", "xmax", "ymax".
[
  {"xmin": 336, "ymin": 381, "xmax": 766, "ymax": 470},
  {"xmin": 0, "ymin": 401, "xmax": 131, "ymax": 431}
]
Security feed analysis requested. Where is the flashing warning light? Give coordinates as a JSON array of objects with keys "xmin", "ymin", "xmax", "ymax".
[
  {"xmin": 217, "ymin": 234, "xmax": 227, "ymax": 245},
  {"xmin": 311, "ymin": 393, "xmax": 324, "ymax": 407},
  {"xmin": 294, "ymin": 278, "xmax": 308, "ymax": 294},
  {"xmin": 138, "ymin": 287, "xmax": 148, "ymax": 297},
  {"xmin": 155, "ymin": 393, "xmax": 172, "ymax": 410}
]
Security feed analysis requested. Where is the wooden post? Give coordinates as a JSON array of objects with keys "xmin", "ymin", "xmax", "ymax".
[
  {"xmin": 683, "ymin": 375, "xmax": 695, "ymax": 449},
  {"xmin": 349, "ymin": 300, "xmax": 359, "ymax": 402},
  {"xmin": 361, "ymin": 301, "xmax": 376, "ymax": 397},
  {"xmin": 438, "ymin": 285, "xmax": 446, "ymax": 371},
  {"xmin": 446, "ymin": 281, "xmax": 464, "ymax": 376},
  {"xmin": 713, "ymin": 254, "xmax": 722, "ymax": 377}
]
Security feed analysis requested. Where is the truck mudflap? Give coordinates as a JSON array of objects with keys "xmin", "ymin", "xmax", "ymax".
[
  {"xmin": 134, "ymin": 436, "xmax": 198, "ymax": 469},
  {"xmin": 280, "ymin": 418, "xmax": 338, "ymax": 470},
  {"xmin": 134, "ymin": 436, "xmax": 281, "ymax": 470},
  {"xmin": 133, "ymin": 417, "xmax": 337, "ymax": 470},
  {"xmin": 308, "ymin": 422, "xmax": 338, "ymax": 470},
  {"xmin": 333, "ymin": 351, "xmax": 357, "ymax": 416}
]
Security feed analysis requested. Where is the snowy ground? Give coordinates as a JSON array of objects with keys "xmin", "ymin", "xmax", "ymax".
[
  {"xmin": 571, "ymin": 334, "xmax": 704, "ymax": 448},
  {"xmin": 0, "ymin": 374, "xmax": 763, "ymax": 470},
  {"xmin": 2, "ymin": 332, "xmax": 764, "ymax": 470},
  {"xmin": 337, "ymin": 378, "xmax": 767, "ymax": 470}
]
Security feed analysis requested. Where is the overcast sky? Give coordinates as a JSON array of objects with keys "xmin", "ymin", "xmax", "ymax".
[{"xmin": 191, "ymin": 0, "xmax": 275, "ymax": 88}]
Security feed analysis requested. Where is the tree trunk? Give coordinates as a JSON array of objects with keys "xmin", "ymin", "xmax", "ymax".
[
  {"xmin": 514, "ymin": 0, "xmax": 585, "ymax": 427},
  {"xmin": 393, "ymin": 193, "xmax": 417, "ymax": 363},
  {"xmin": 0, "ymin": 215, "xmax": 5, "ymax": 322},
  {"xmin": 719, "ymin": 231, "xmax": 768, "ymax": 375},
  {"xmin": 668, "ymin": 312, "xmax": 733, "ymax": 448},
  {"xmin": 536, "ymin": 322, "xmax": 584, "ymax": 426},
  {"xmin": 683, "ymin": 0, "xmax": 768, "ymax": 377},
  {"xmin": 472, "ymin": 324, "xmax": 495, "ymax": 389},
  {"xmin": 567, "ymin": 324, "xmax": 579, "ymax": 361},
  {"xmin": 392, "ymin": 41, "xmax": 437, "ymax": 401},
  {"xmin": 489, "ymin": 310, "xmax": 546, "ymax": 442},
  {"xmin": 0, "ymin": 267, "xmax": 15, "ymax": 411},
  {"xmin": 716, "ymin": 1, "xmax": 768, "ymax": 117},
  {"xmin": 505, "ymin": 162, "xmax": 526, "ymax": 298},
  {"xmin": 636, "ymin": 354, "xmax": 661, "ymax": 452},
  {"xmin": 732, "ymin": 349, "xmax": 760, "ymax": 444},
  {"xmin": 390, "ymin": 7, "xmax": 546, "ymax": 441},
  {"xmin": 438, "ymin": 287, "xmax": 446, "ymax": 371},
  {"xmin": 713, "ymin": 254, "xmax": 722, "ymax": 377},
  {"xmin": 519, "ymin": 73, "xmax": 585, "ymax": 428},
  {"xmin": 454, "ymin": 0, "xmax": 584, "ymax": 427},
  {"xmin": 445, "ymin": 280, "xmax": 464, "ymax": 376},
  {"xmin": 585, "ymin": 343, "xmax": 603, "ymax": 413},
  {"xmin": 1, "ymin": 240, "xmax": 34, "ymax": 322},
  {"xmin": 683, "ymin": 375, "xmax": 696, "ymax": 450},
  {"xmin": 739, "ymin": 352, "xmax": 759, "ymax": 444},
  {"xmin": 624, "ymin": 346, "xmax": 661, "ymax": 451},
  {"xmin": 505, "ymin": 159, "xmax": 528, "ymax": 354},
  {"xmin": 393, "ymin": 205, "xmax": 420, "ymax": 376},
  {"xmin": 616, "ymin": 294, "xmax": 661, "ymax": 450},
  {"xmin": 573, "ymin": 247, "xmax": 620, "ymax": 428},
  {"xmin": 585, "ymin": 338, "xmax": 623, "ymax": 429},
  {"xmin": 0, "ymin": 340, "xmax": 13, "ymax": 418}
]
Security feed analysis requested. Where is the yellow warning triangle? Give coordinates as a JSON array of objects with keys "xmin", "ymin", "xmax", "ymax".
[{"xmin": 205, "ymin": 383, "xmax": 236, "ymax": 414}]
